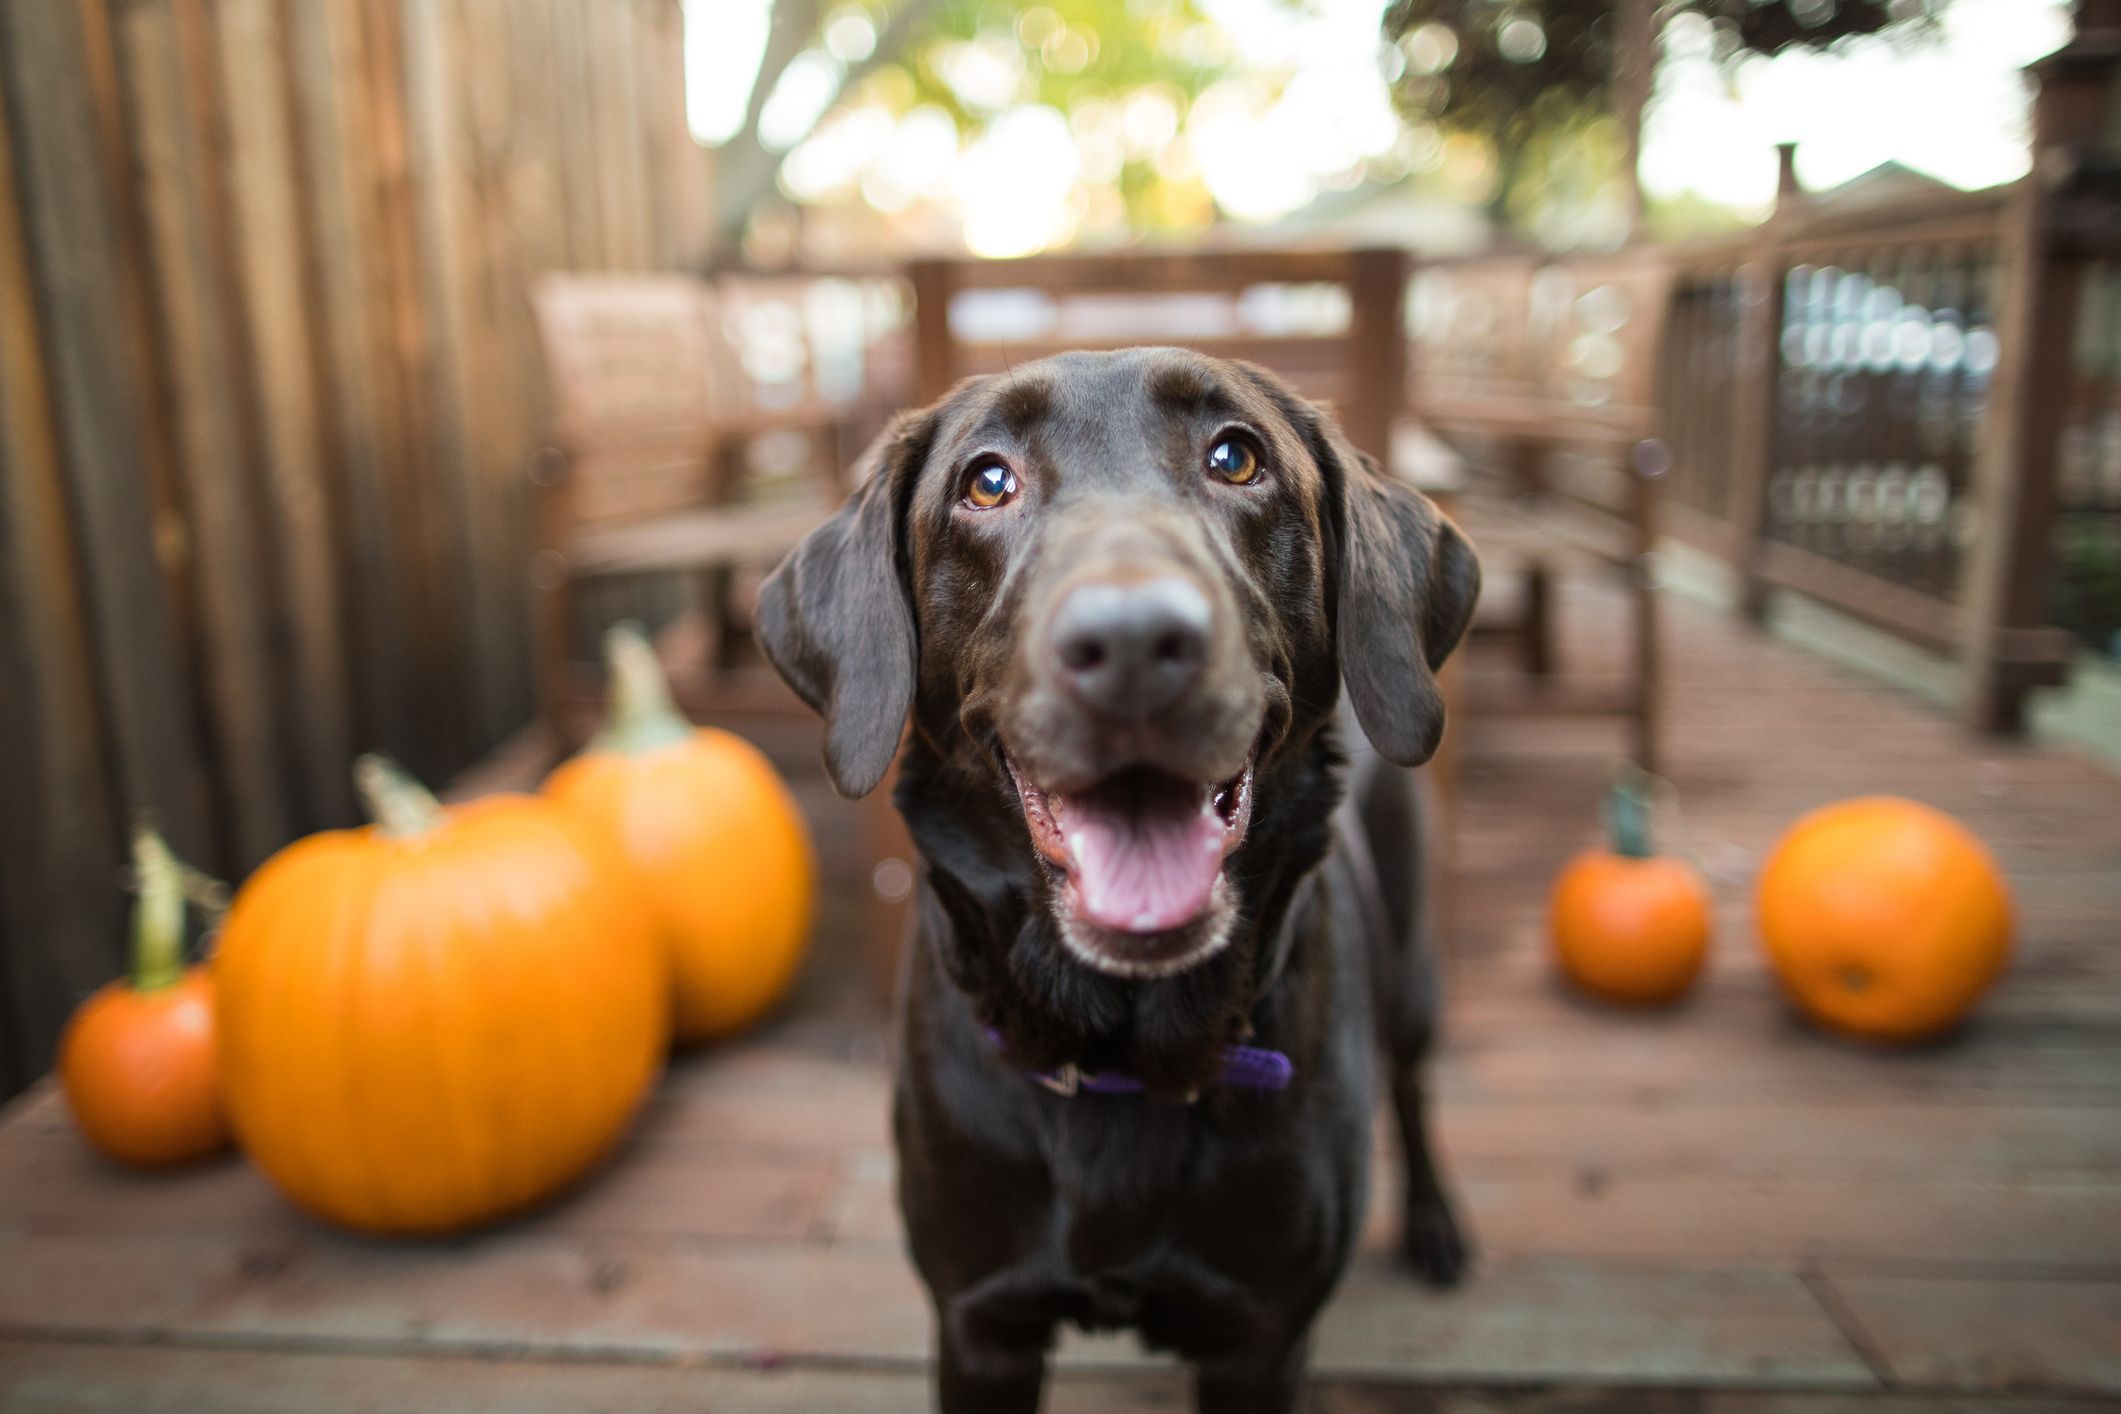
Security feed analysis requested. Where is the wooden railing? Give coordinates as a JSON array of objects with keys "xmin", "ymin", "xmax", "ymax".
[
  {"xmin": 1632, "ymin": 16, "xmax": 2121, "ymax": 738},
  {"xmin": 1662, "ymin": 197, "xmax": 2019, "ymax": 660}
]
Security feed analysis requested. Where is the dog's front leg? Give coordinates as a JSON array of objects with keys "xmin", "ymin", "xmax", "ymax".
[
  {"xmin": 936, "ymin": 1304, "xmax": 1049, "ymax": 1414},
  {"xmin": 1192, "ymin": 1337, "xmax": 1309, "ymax": 1414}
]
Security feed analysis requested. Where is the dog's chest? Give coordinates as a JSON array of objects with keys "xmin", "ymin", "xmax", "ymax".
[{"xmin": 1039, "ymin": 1096, "xmax": 1359, "ymax": 1288}]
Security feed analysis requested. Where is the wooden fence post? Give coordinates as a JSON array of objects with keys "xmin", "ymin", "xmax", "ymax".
[
  {"xmin": 1725, "ymin": 142, "xmax": 1800, "ymax": 622},
  {"xmin": 1960, "ymin": 13, "xmax": 2116, "ymax": 734},
  {"xmin": 1346, "ymin": 246, "xmax": 1409, "ymax": 465},
  {"xmin": 908, "ymin": 257, "xmax": 957, "ymax": 404}
]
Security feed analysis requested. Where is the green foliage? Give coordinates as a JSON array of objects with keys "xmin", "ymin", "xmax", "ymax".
[
  {"xmin": 1641, "ymin": 189, "xmax": 1757, "ymax": 240},
  {"xmin": 890, "ymin": 0, "xmax": 1223, "ymax": 119},
  {"xmin": 844, "ymin": 0, "xmax": 1229, "ymax": 230},
  {"xmin": 1380, "ymin": 0, "xmax": 1944, "ymax": 231}
]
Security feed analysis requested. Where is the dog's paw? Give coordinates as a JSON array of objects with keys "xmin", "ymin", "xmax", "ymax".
[{"xmin": 1400, "ymin": 1201, "xmax": 1470, "ymax": 1287}]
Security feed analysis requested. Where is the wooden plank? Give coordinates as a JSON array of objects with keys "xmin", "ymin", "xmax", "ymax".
[
  {"xmin": 0, "ymin": 1344, "xmax": 2103, "ymax": 1414},
  {"xmin": 402, "ymin": 0, "xmax": 510, "ymax": 749},
  {"xmin": 500, "ymin": 0, "xmax": 579, "ymax": 739},
  {"xmin": 1751, "ymin": 540, "xmax": 1965, "ymax": 657},
  {"xmin": 944, "ymin": 247, "xmax": 1364, "ymax": 292},
  {"xmin": 1435, "ymin": 1028, "xmax": 2121, "ymax": 1102},
  {"xmin": 597, "ymin": 0, "xmax": 648, "ymax": 271},
  {"xmin": 549, "ymin": 0, "xmax": 604, "ymax": 269},
  {"xmin": 1314, "ymin": 1255, "xmax": 1871, "ymax": 1387},
  {"xmin": 123, "ymin": 0, "xmax": 298, "ymax": 865},
  {"xmin": 0, "ymin": 48, "xmax": 125, "ymax": 1086},
  {"xmin": 265, "ymin": 0, "xmax": 370, "ymax": 813},
  {"xmin": 961, "ymin": 334, "xmax": 1361, "ymax": 381},
  {"xmin": 0, "ymin": 1230, "xmax": 932, "ymax": 1362},
  {"xmin": 566, "ymin": 499, "xmax": 828, "ymax": 577},
  {"xmin": 213, "ymin": 0, "xmax": 357, "ymax": 827},
  {"xmin": 0, "ymin": 1344, "xmax": 1204, "ymax": 1414},
  {"xmin": 1429, "ymin": 1100, "xmax": 2121, "ymax": 1182},
  {"xmin": 1323, "ymin": 1390, "xmax": 2088, "ymax": 1414},
  {"xmin": 0, "ymin": 0, "xmax": 215, "ymax": 862},
  {"xmin": 1818, "ymin": 1269, "xmax": 2121, "ymax": 1394},
  {"xmin": 0, "ymin": 1091, "xmax": 838, "ymax": 1243},
  {"xmin": 0, "ymin": 1224, "xmax": 1880, "ymax": 1392},
  {"xmin": 909, "ymin": 258, "xmax": 958, "ymax": 401},
  {"xmin": 351, "ymin": 0, "xmax": 468, "ymax": 777},
  {"xmin": 636, "ymin": 0, "xmax": 686, "ymax": 268},
  {"xmin": 459, "ymin": 0, "xmax": 536, "ymax": 742},
  {"xmin": 1445, "ymin": 1169, "xmax": 2121, "ymax": 1269},
  {"xmin": 1725, "ymin": 251, "xmax": 1784, "ymax": 619},
  {"xmin": 282, "ymin": 0, "xmax": 417, "ymax": 764}
]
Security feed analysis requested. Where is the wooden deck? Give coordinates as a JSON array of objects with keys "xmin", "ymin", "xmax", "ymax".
[{"xmin": 3, "ymin": 587, "xmax": 2119, "ymax": 1412}]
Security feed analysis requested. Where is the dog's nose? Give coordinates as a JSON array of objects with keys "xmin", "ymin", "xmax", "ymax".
[{"xmin": 1050, "ymin": 576, "xmax": 1211, "ymax": 720}]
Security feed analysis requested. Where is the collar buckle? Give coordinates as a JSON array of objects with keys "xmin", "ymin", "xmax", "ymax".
[{"xmin": 1036, "ymin": 1062, "xmax": 1082, "ymax": 1097}]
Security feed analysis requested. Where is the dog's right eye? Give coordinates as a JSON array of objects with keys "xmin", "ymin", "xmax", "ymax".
[
  {"xmin": 963, "ymin": 457, "xmax": 1020, "ymax": 510},
  {"xmin": 1206, "ymin": 435, "xmax": 1263, "ymax": 486}
]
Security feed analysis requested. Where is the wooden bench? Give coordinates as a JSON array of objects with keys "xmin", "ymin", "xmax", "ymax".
[
  {"xmin": 1408, "ymin": 249, "xmax": 1677, "ymax": 770},
  {"xmin": 529, "ymin": 272, "xmax": 867, "ymax": 745},
  {"xmin": 907, "ymin": 247, "xmax": 1415, "ymax": 466}
]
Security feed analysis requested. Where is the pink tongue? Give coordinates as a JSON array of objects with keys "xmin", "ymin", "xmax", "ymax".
[{"xmin": 1060, "ymin": 781, "xmax": 1224, "ymax": 934}]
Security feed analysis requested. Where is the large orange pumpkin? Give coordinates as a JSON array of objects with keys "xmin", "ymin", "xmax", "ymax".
[
  {"xmin": 1757, "ymin": 796, "xmax": 2011, "ymax": 1043},
  {"xmin": 1550, "ymin": 773, "xmax": 1712, "ymax": 1006},
  {"xmin": 214, "ymin": 757, "xmax": 668, "ymax": 1235},
  {"xmin": 544, "ymin": 624, "xmax": 815, "ymax": 1044},
  {"xmin": 58, "ymin": 827, "xmax": 230, "ymax": 1168}
]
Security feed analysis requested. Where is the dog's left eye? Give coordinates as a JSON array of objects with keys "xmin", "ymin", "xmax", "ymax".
[
  {"xmin": 963, "ymin": 457, "xmax": 1020, "ymax": 509},
  {"xmin": 1206, "ymin": 436, "xmax": 1262, "ymax": 486}
]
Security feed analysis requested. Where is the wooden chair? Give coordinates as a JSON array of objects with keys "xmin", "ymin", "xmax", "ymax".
[
  {"xmin": 1408, "ymin": 249, "xmax": 1677, "ymax": 770},
  {"xmin": 529, "ymin": 273, "xmax": 858, "ymax": 746}
]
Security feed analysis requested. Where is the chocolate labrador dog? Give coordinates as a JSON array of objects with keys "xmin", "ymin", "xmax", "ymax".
[{"xmin": 758, "ymin": 348, "xmax": 1479, "ymax": 1414}]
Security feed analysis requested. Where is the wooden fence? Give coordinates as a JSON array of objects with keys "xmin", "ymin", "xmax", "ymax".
[{"xmin": 0, "ymin": 0, "xmax": 704, "ymax": 1096}]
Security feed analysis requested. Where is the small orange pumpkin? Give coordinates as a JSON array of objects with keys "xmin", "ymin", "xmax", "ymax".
[
  {"xmin": 214, "ymin": 757, "xmax": 668, "ymax": 1235},
  {"xmin": 58, "ymin": 827, "xmax": 230, "ymax": 1168},
  {"xmin": 1550, "ymin": 773, "xmax": 1712, "ymax": 1006},
  {"xmin": 544, "ymin": 624, "xmax": 816, "ymax": 1044},
  {"xmin": 1757, "ymin": 796, "xmax": 2011, "ymax": 1043}
]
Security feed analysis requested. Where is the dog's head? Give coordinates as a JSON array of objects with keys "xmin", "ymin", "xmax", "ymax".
[{"xmin": 760, "ymin": 349, "xmax": 1477, "ymax": 986}]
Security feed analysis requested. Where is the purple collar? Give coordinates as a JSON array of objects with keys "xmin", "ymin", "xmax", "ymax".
[{"xmin": 984, "ymin": 1026, "xmax": 1293, "ymax": 1098}]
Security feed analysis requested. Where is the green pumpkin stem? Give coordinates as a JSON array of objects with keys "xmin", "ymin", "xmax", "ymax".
[
  {"xmin": 592, "ymin": 621, "xmax": 693, "ymax": 756},
  {"xmin": 129, "ymin": 824, "xmax": 187, "ymax": 993},
  {"xmin": 1605, "ymin": 767, "xmax": 1657, "ymax": 860},
  {"xmin": 354, "ymin": 754, "xmax": 445, "ymax": 839}
]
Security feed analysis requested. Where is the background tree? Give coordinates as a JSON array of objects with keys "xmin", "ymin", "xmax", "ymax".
[
  {"xmin": 710, "ymin": 0, "xmax": 1226, "ymax": 252},
  {"xmin": 1379, "ymin": 0, "xmax": 1946, "ymax": 236}
]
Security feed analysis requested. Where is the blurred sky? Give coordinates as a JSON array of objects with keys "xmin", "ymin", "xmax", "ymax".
[
  {"xmin": 684, "ymin": 0, "xmax": 2075, "ymax": 254},
  {"xmin": 1645, "ymin": 0, "xmax": 2073, "ymax": 208}
]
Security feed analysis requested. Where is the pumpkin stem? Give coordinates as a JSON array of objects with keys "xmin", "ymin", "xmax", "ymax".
[
  {"xmin": 592, "ymin": 621, "xmax": 694, "ymax": 756},
  {"xmin": 354, "ymin": 754, "xmax": 445, "ymax": 839},
  {"xmin": 176, "ymin": 863, "xmax": 231, "ymax": 923},
  {"xmin": 1606, "ymin": 767, "xmax": 1658, "ymax": 860},
  {"xmin": 128, "ymin": 823, "xmax": 187, "ymax": 993}
]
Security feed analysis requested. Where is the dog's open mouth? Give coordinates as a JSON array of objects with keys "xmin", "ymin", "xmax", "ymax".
[{"xmin": 1008, "ymin": 757, "xmax": 1254, "ymax": 948}]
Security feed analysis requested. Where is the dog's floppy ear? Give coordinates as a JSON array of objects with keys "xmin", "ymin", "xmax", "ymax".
[
  {"xmin": 1332, "ymin": 445, "xmax": 1479, "ymax": 765},
  {"xmin": 756, "ymin": 410, "xmax": 931, "ymax": 797},
  {"xmin": 1275, "ymin": 391, "xmax": 1478, "ymax": 767}
]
